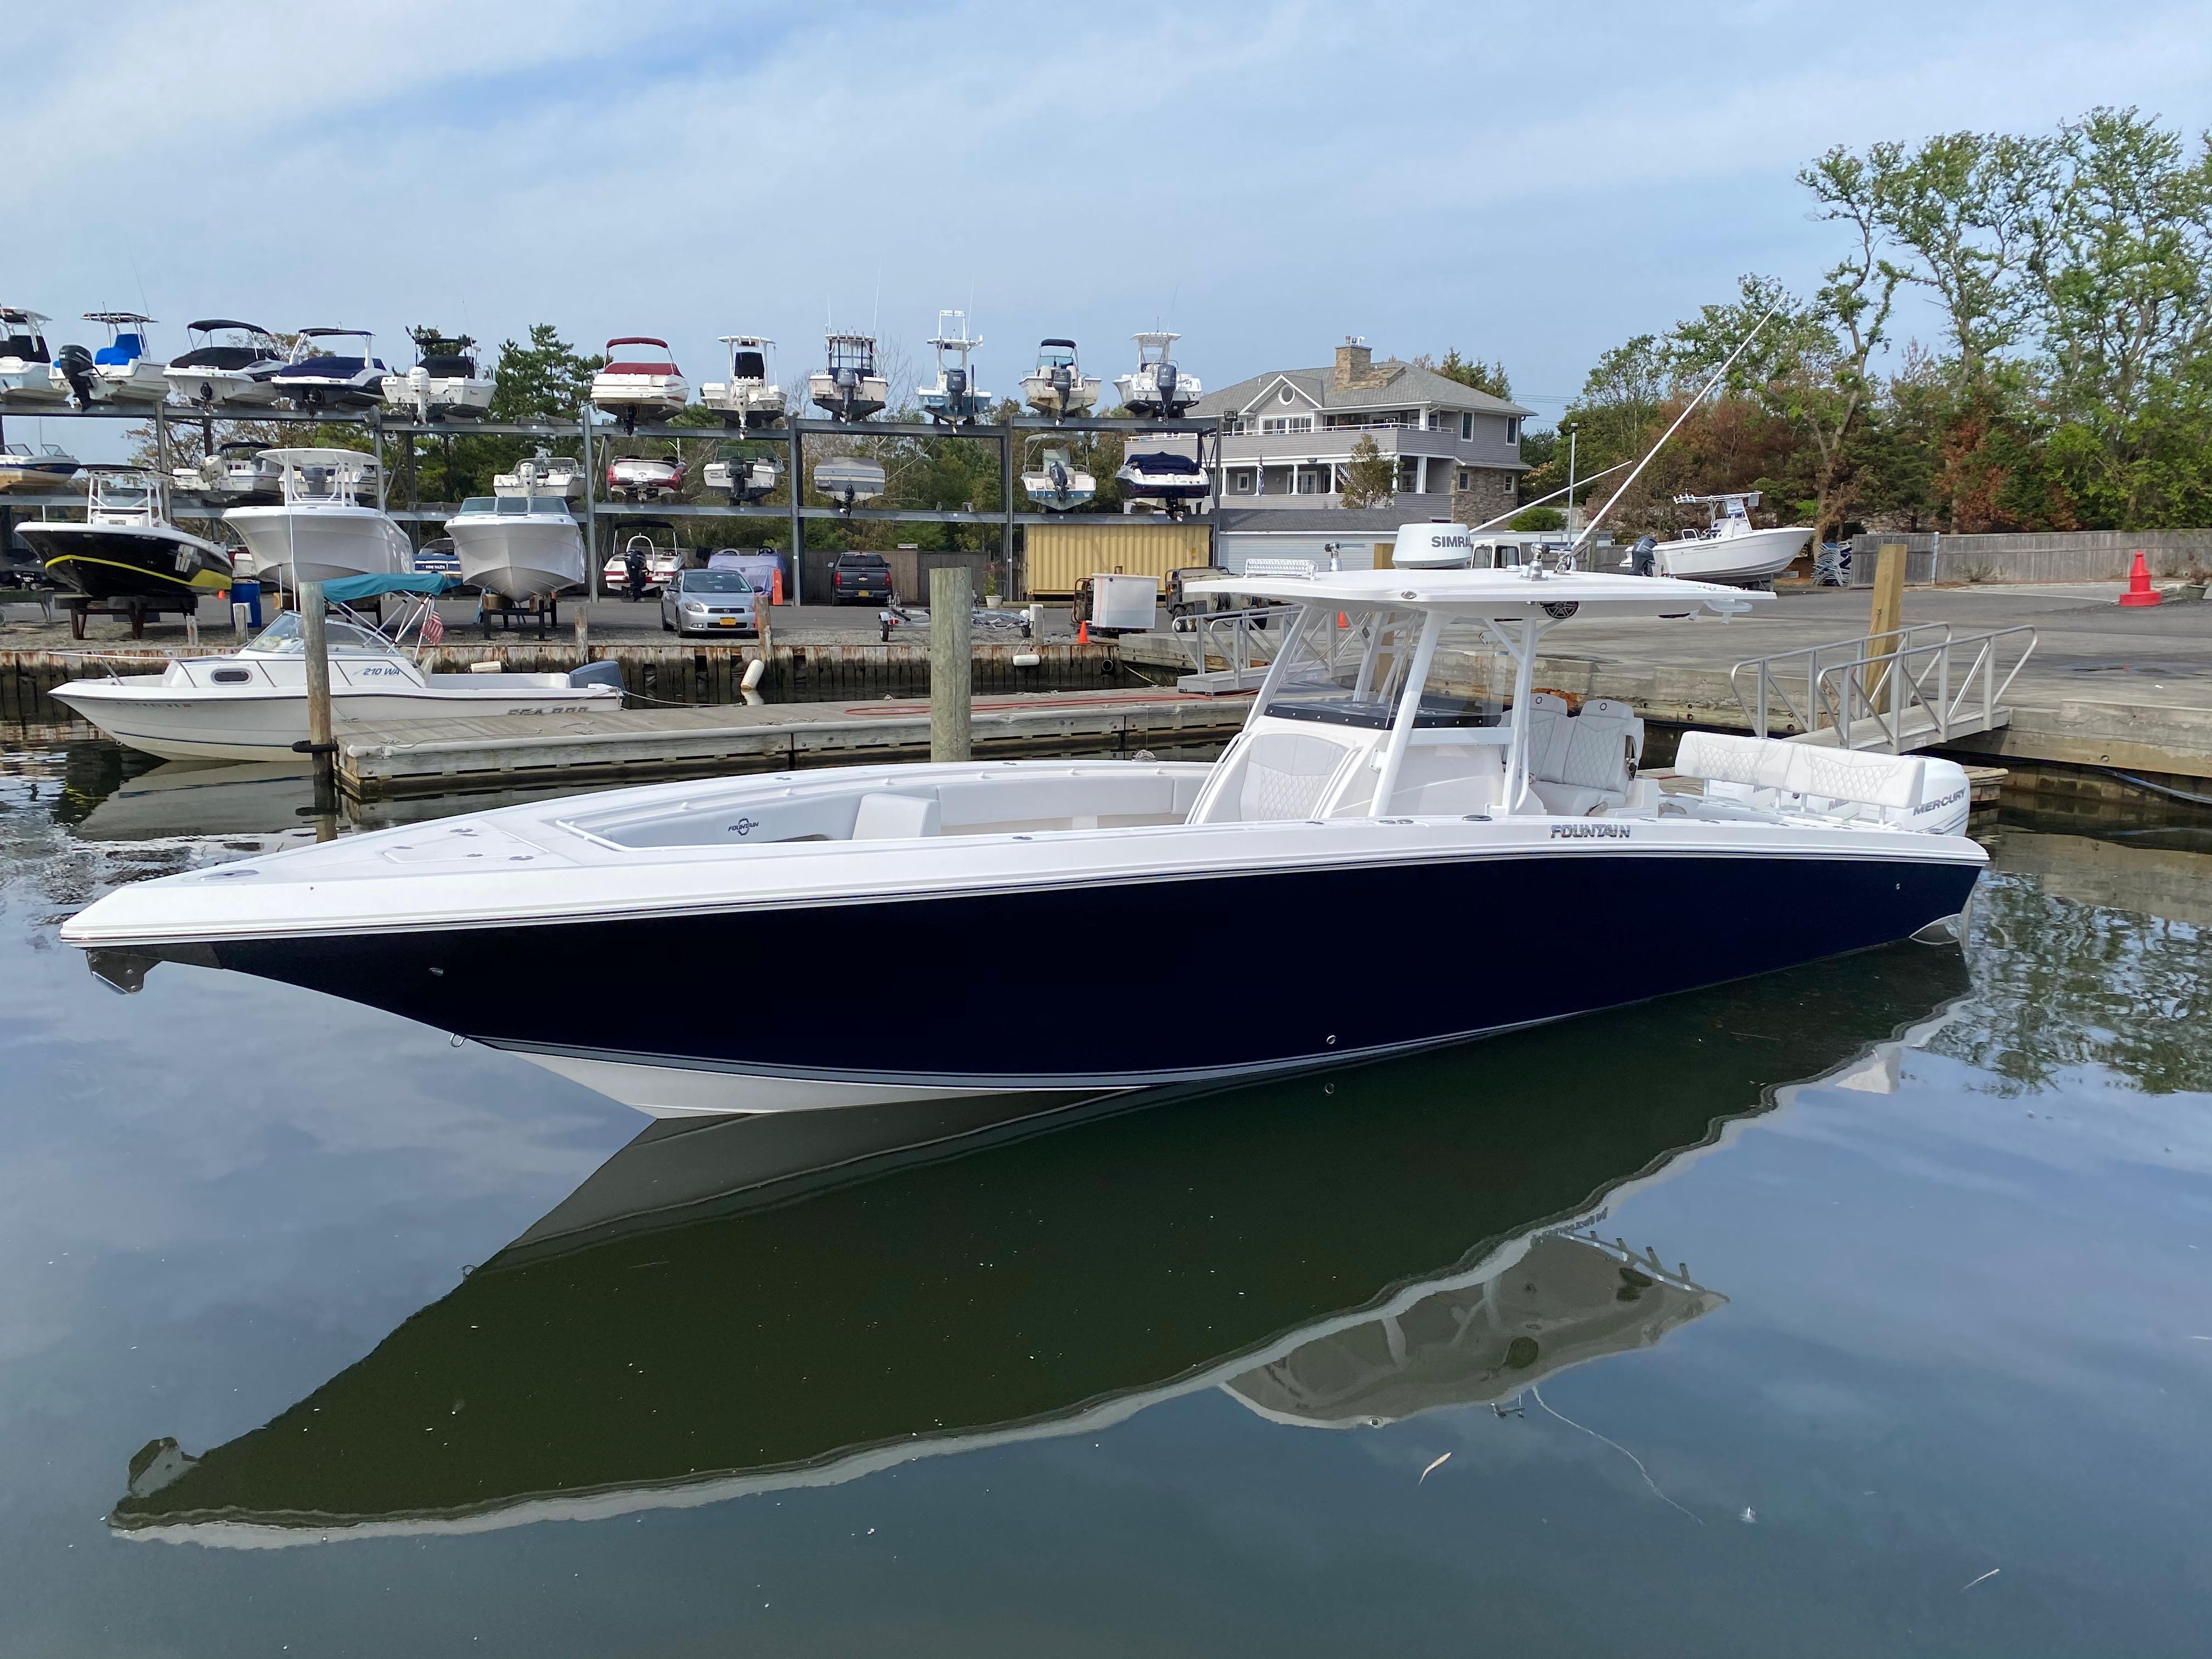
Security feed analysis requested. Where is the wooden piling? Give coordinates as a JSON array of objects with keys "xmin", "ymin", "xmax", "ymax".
[
  {"xmin": 930, "ymin": 565, "xmax": 972, "ymax": 762},
  {"xmin": 1867, "ymin": 541, "xmax": 1907, "ymax": 715},
  {"xmin": 298, "ymin": 580, "xmax": 337, "ymax": 810}
]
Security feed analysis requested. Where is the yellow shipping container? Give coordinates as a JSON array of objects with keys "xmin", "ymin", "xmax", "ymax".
[{"xmin": 1025, "ymin": 520, "xmax": 1211, "ymax": 598}]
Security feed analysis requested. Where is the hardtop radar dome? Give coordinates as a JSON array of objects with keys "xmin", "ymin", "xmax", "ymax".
[{"xmin": 1392, "ymin": 523, "xmax": 1473, "ymax": 569}]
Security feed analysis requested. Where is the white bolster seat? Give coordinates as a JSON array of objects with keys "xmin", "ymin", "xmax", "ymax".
[
  {"xmin": 1674, "ymin": 731, "xmax": 1972, "ymax": 833},
  {"xmin": 851, "ymin": 792, "xmax": 942, "ymax": 839},
  {"xmin": 1237, "ymin": 731, "xmax": 1350, "ymax": 822}
]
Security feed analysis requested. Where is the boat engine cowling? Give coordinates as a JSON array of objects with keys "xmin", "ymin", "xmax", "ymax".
[
  {"xmin": 1154, "ymin": 361, "xmax": 1178, "ymax": 408},
  {"xmin": 56, "ymin": 343, "xmax": 98, "ymax": 409},
  {"xmin": 567, "ymin": 661, "xmax": 626, "ymax": 694}
]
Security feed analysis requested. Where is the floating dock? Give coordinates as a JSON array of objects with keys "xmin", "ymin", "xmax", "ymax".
[{"xmin": 335, "ymin": 686, "xmax": 1248, "ymax": 798}]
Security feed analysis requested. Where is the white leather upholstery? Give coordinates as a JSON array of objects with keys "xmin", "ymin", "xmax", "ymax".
[
  {"xmin": 1522, "ymin": 693, "xmax": 1642, "ymax": 810},
  {"xmin": 1675, "ymin": 731, "xmax": 1928, "ymax": 810},
  {"xmin": 851, "ymin": 792, "xmax": 942, "ymax": 839},
  {"xmin": 1237, "ymin": 732, "xmax": 1349, "ymax": 821}
]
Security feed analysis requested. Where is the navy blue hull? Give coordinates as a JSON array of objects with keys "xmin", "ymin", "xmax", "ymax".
[{"xmin": 208, "ymin": 852, "xmax": 1979, "ymax": 1084}]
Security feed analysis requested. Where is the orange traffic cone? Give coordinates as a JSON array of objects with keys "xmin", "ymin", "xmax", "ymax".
[
  {"xmin": 1077, "ymin": 620, "xmax": 1090, "ymax": 643},
  {"xmin": 2119, "ymin": 550, "xmax": 2162, "ymax": 607}
]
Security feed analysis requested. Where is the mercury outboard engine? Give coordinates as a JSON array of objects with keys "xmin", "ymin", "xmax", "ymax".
[
  {"xmin": 55, "ymin": 343, "xmax": 98, "ymax": 410},
  {"xmin": 1154, "ymin": 359, "xmax": 1180, "ymax": 414}
]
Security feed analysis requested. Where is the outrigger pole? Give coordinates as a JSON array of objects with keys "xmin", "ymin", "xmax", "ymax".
[{"xmin": 1570, "ymin": 298, "xmax": 1786, "ymax": 556}]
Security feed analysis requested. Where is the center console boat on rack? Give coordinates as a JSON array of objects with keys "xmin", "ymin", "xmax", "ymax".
[{"xmin": 61, "ymin": 524, "xmax": 1983, "ymax": 1116}]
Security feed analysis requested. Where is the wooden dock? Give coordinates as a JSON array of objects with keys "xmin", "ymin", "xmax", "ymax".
[{"xmin": 336, "ymin": 686, "xmax": 1251, "ymax": 798}]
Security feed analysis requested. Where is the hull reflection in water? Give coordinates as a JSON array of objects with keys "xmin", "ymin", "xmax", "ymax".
[{"xmin": 111, "ymin": 943, "xmax": 1968, "ymax": 1545}]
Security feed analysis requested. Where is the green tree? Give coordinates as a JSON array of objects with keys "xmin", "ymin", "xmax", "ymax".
[
  {"xmin": 1416, "ymin": 349, "xmax": 1513, "ymax": 399},
  {"xmin": 1340, "ymin": 435, "xmax": 1395, "ymax": 507}
]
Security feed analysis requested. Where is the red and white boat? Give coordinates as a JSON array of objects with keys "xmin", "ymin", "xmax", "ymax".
[
  {"xmin": 590, "ymin": 338, "xmax": 689, "ymax": 432},
  {"xmin": 606, "ymin": 451, "xmax": 688, "ymax": 503}
]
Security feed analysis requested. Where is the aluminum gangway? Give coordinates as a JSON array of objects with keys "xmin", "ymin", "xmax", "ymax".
[{"xmin": 1730, "ymin": 622, "xmax": 2037, "ymax": 753}]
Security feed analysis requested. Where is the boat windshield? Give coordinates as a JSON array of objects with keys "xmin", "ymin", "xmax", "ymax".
[
  {"xmin": 1261, "ymin": 607, "xmax": 1505, "ymax": 731},
  {"xmin": 459, "ymin": 496, "xmax": 571, "ymax": 518},
  {"xmin": 244, "ymin": 613, "xmax": 399, "ymax": 656}
]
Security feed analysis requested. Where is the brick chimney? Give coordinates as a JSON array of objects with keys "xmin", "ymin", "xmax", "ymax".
[{"xmin": 1334, "ymin": 337, "xmax": 1395, "ymax": 391}]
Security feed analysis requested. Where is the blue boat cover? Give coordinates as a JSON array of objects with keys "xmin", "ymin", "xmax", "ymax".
[{"xmin": 319, "ymin": 573, "xmax": 462, "ymax": 601}]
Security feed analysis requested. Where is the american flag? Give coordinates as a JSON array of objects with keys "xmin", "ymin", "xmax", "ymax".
[{"xmin": 420, "ymin": 603, "xmax": 444, "ymax": 644}]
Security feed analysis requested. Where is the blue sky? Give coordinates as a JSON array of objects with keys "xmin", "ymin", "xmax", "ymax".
[{"xmin": 12, "ymin": 0, "xmax": 2212, "ymax": 456}]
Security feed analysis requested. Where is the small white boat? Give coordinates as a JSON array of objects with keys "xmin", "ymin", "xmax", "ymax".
[
  {"xmin": 269, "ymin": 329, "xmax": 388, "ymax": 411},
  {"xmin": 48, "ymin": 593, "xmax": 622, "ymax": 763},
  {"xmin": 1115, "ymin": 448, "xmax": 1209, "ymax": 512},
  {"xmin": 700, "ymin": 336, "xmax": 785, "ymax": 427},
  {"xmin": 163, "ymin": 320, "xmax": 287, "ymax": 409},
  {"xmin": 52, "ymin": 313, "xmax": 171, "ymax": 408},
  {"xmin": 493, "ymin": 450, "xmax": 588, "ymax": 499},
  {"xmin": 1114, "ymin": 331, "xmax": 1200, "ymax": 417},
  {"xmin": 223, "ymin": 449, "xmax": 411, "ymax": 589},
  {"xmin": 1021, "ymin": 338, "xmax": 1100, "ymax": 418},
  {"xmin": 380, "ymin": 329, "xmax": 493, "ymax": 423},
  {"xmin": 813, "ymin": 456, "xmax": 885, "ymax": 509},
  {"xmin": 0, "ymin": 307, "xmax": 67, "ymax": 407},
  {"xmin": 806, "ymin": 334, "xmax": 888, "ymax": 421},
  {"xmin": 916, "ymin": 311, "xmax": 989, "ymax": 424},
  {"xmin": 605, "ymin": 450, "xmax": 687, "ymax": 503},
  {"xmin": 446, "ymin": 495, "xmax": 586, "ymax": 600},
  {"xmin": 590, "ymin": 338, "xmax": 689, "ymax": 432},
  {"xmin": 1626, "ymin": 493, "xmax": 1813, "ymax": 588},
  {"xmin": 1021, "ymin": 442, "xmax": 1094, "ymax": 511},
  {"xmin": 174, "ymin": 442, "xmax": 284, "ymax": 505},
  {"xmin": 18, "ymin": 469, "xmax": 233, "ymax": 603},
  {"xmin": 0, "ymin": 441, "xmax": 80, "ymax": 493},
  {"xmin": 601, "ymin": 520, "xmax": 686, "ymax": 596},
  {"xmin": 702, "ymin": 440, "xmax": 781, "ymax": 503}
]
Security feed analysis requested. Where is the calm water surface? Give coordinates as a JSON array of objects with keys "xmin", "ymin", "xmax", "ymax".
[{"xmin": 2, "ymin": 740, "xmax": 2209, "ymax": 1656}]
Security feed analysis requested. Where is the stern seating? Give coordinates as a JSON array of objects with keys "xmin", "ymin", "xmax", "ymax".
[
  {"xmin": 1525, "ymin": 695, "xmax": 1644, "ymax": 816},
  {"xmin": 1674, "ymin": 731, "xmax": 1971, "ymax": 833}
]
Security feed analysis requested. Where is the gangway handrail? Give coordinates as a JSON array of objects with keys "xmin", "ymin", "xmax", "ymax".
[{"xmin": 1731, "ymin": 623, "xmax": 2036, "ymax": 753}]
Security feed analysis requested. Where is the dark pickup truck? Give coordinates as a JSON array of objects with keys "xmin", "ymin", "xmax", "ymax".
[{"xmin": 829, "ymin": 552, "xmax": 893, "ymax": 606}]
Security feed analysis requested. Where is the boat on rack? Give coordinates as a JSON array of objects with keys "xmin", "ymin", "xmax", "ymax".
[
  {"xmin": 916, "ymin": 311, "xmax": 989, "ymax": 424},
  {"xmin": 806, "ymin": 334, "xmax": 888, "ymax": 421},
  {"xmin": 812, "ymin": 455, "xmax": 884, "ymax": 510},
  {"xmin": 1115, "ymin": 447, "xmax": 1208, "ymax": 514},
  {"xmin": 48, "ymin": 576, "xmax": 622, "ymax": 762},
  {"xmin": 59, "ymin": 523, "xmax": 1983, "ymax": 1118},
  {"xmin": 269, "ymin": 329, "xmax": 388, "ymax": 411},
  {"xmin": 163, "ymin": 320, "xmax": 287, "ymax": 409},
  {"xmin": 444, "ymin": 494, "xmax": 585, "ymax": 600},
  {"xmin": 589, "ymin": 338, "xmax": 689, "ymax": 433},
  {"xmin": 0, "ymin": 441, "xmax": 80, "ymax": 493},
  {"xmin": 52, "ymin": 313, "xmax": 170, "ymax": 408},
  {"xmin": 1624, "ymin": 493, "xmax": 1814, "ymax": 588},
  {"xmin": 600, "ymin": 518, "xmax": 685, "ymax": 595},
  {"xmin": 1113, "ymin": 331, "xmax": 1199, "ymax": 417},
  {"xmin": 17, "ymin": 469, "xmax": 233, "ymax": 602},
  {"xmin": 1020, "ymin": 441, "xmax": 1094, "ymax": 511},
  {"xmin": 380, "ymin": 328, "xmax": 493, "ymax": 422},
  {"xmin": 0, "ymin": 307, "xmax": 65, "ymax": 407},
  {"xmin": 699, "ymin": 336, "xmax": 785, "ymax": 427},
  {"xmin": 702, "ymin": 439, "xmax": 781, "ymax": 503},
  {"xmin": 173, "ymin": 442, "xmax": 284, "ymax": 504},
  {"xmin": 492, "ymin": 450, "xmax": 586, "ymax": 499},
  {"xmin": 1022, "ymin": 338, "xmax": 1099, "ymax": 418},
  {"xmin": 605, "ymin": 448, "xmax": 687, "ymax": 503},
  {"xmin": 222, "ymin": 449, "xmax": 410, "ymax": 589}
]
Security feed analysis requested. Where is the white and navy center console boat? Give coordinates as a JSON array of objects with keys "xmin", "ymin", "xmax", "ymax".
[{"xmin": 61, "ymin": 525, "xmax": 1983, "ymax": 1116}]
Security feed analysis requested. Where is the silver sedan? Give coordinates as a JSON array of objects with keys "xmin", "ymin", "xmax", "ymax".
[{"xmin": 660, "ymin": 568, "xmax": 760, "ymax": 636}]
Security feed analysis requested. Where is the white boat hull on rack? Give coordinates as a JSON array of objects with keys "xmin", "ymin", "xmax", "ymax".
[
  {"xmin": 223, "ymin": 506, "xmax": 413, "ymax": 589},
  {"xmin": 449, "ymin": 517, "xmax": 587, "ymax": 600}
]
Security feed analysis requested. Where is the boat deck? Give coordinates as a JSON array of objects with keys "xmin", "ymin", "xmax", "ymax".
[{"xmin": 334, "ymin": 686, "xmax": 1250, "ymax": 798}]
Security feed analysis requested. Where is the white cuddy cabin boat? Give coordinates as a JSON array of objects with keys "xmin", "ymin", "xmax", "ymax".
[
  {"xmin": 0, "ymin": 307, "xmax": 65, "ymax": 407},
  {"xmin": 163, "ymin": 320, "xmax": 287, "ymax": 409},
  {"xmin": 444, "ymin": 494, "xmax": 586, "ymax": 599},
  {"xmin": 60, "ymin": 522, "xmax": 1985, "ymax": 1120},
  {"xmin": 222, "ymin": 449, "xmax": 411, "ymax": 589},
  {"xmin": 1021, "ymin": 338, "xmax": 1099, "ymax": 417},
  {"xmin": 49, "ymin": 576, "xmax": 623, "ymax": 762},
  {"xmin": 1628, "ymin": 492, "xmax": 1814, "ymax": 587},
  {"xmin": 589, "ymin": 338, "xmax": 689, "ymax": 433},
  {"xmin": 380, "ymin": 328, "xmax": 493, "ymax": 423},
  {"xmin": 699, "ymin": 336, "xmax": 785, "ymax": 427}
]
